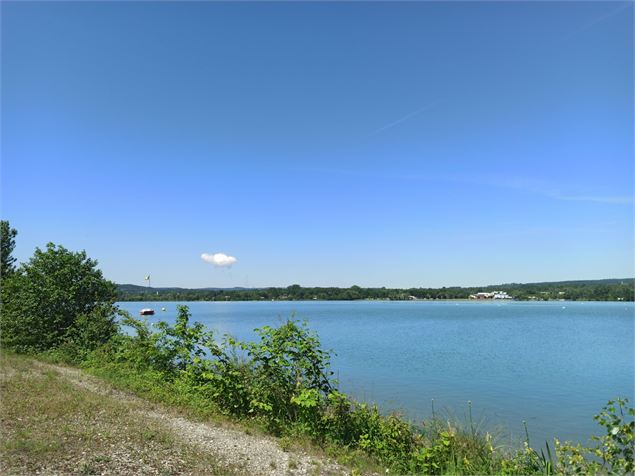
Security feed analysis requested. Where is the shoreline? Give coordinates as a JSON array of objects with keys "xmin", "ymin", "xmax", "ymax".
[{"xmin": 116, "ymin": 298, "xmax": 634, "ymax": 303}]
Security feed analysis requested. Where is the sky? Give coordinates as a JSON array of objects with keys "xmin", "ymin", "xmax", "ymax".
[{"xmin": 2, "ymin": 1, "xmax": 633, "ymax": 289}]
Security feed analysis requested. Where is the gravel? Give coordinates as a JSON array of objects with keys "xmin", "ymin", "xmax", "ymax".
[{"xmin": 37, "ymin": 362, "xmax": 349, "ymax": 476}]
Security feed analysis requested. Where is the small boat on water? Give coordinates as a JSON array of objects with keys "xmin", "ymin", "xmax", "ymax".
[{"xmin": 139, "ymin": 308, "xmax": 155, "ymax": 316}]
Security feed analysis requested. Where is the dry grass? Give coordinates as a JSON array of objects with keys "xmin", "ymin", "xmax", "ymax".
[{"xmin": 0, "ymin": 351, "xmax": 232, "ymax": 475}]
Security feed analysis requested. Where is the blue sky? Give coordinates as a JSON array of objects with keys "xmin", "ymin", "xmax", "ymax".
[{"xmin": 2, "ymin": 1, "xmax": 633, "ymax": 288}]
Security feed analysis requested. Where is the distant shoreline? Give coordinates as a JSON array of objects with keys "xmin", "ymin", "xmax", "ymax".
[
  {"xmin": 117, "ymin": 278, "xmax": 634, "ymax": 303},
  {"xmin": 116, "ymin": 298, "xmax": 633, "ymax": 303}
]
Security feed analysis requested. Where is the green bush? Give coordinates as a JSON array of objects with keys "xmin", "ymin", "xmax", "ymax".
[
  {"xmin": 554, "ymin": 398, "xmax": 634, "ymax": 475},
  {"xmin": 1, "ymin": 243, "xmax": 117, "ymax": 353},
  {"xmin": 50, "ymin": 304, "xmax": 120, "ymax": 363},
  {"xmin": 237, "ymin": 320, "xmax": 334, "ymax": 432},
  {"xmin": 153, "ymin": 305, "xmax": 212, "ymax": 374}
]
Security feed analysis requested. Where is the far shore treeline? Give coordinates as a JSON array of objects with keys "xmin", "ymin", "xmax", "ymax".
[{"xmin": 117, "ymin": 279, "xmax": 634, "ymax": 302}]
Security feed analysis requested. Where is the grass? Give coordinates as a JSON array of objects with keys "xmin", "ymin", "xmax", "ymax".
[
  {"xmin": 79, "ymin": 358, "xmax": 385, "ymax": 474},
  {"xmin": 1, "ymin": 351, "xmax": 380, "ymax": 474},
  {"xmin": 0, "ymin": 351, "xmax": 234, "ymax": 475}
]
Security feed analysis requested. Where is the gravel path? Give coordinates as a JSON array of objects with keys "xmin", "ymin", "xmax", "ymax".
[{"xmin": 35, "ymin": 362, "xmax": 349, "ymax": 476}]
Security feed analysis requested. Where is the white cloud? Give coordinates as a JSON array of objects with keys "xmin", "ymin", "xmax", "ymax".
[{"xmin": 201, "ymin": 252, "xmax": 237, "ymax": 268}]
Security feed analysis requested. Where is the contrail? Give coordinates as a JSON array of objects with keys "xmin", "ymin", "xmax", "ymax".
[
  {"xmin": 374, "ymin": 103, "xmax": 437, "ymax": 134},
  {"xmin": 564, "ymin": 1, "xmax": 632, "ymax": 39},
  {"xmin": 580, "ymin": 1, "xmax": 631, "ymax": 31}
]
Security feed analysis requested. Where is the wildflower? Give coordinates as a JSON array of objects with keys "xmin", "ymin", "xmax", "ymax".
[
  {"xmin": 611, "ymin": 426, "xmax": 620, "ymax": 435},
  {"xmin": 485, "ymin": 433, "xmax": 494, "ymax": 453}
]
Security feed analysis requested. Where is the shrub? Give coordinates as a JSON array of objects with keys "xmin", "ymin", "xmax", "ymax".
[
  {"xmin": 239, "ymin": 320, "xmax": 334, "ymax": 432},
  {"xmin": 555, "ymin": 397, "xmax": 634, "ymax": 475},
  {"xmin": 153, "ymin": 305, "xmax": 213, "ymax": 375},
  {"xmin": 181, "ymin": 334, "xmax": 254, "ymax": 418},
  {"xmin": 1, "ymin": 243, "xmax": 117, "ymax": 353},
  {"xmin": 51, "ymin": 304, "xmax": 119, "ymax": 363}
]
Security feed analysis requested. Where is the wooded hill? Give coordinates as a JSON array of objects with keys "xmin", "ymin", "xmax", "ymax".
[{"xmin": 117, "ymin": 278, "xmax": 634, "ymax": 302}]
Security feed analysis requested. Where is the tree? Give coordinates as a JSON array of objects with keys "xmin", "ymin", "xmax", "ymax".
[
  {"xmin": 1, "ymin": 220, "xmax": 17, "ymax": 278},
  {"xmin": 1, "ymin": 243, "xmax": 117, "ymax": 352}
]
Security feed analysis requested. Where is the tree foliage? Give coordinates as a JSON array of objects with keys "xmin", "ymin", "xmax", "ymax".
[
  {"xmin": 1, "ymin": 243, "xmax": 117, "ymax": 352},
  {"xmin": 117, "ymin": 279, "xmax": 635, "ymax": 302},
  {"xmin": 1, "ymin": 220, "xmax": 17, "ymax": 278}
]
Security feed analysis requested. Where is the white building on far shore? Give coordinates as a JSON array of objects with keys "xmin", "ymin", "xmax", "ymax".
[{"xmin": 469, "ymin": 291, "xmax": 513, "ymax": 300}]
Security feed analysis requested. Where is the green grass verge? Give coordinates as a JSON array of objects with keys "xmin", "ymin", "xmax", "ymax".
[{"xmin": 0, "ymin": 351, "xmax": 235, "ymax": 475}]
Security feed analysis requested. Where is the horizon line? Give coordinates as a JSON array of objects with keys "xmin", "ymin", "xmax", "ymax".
[{"xmin": 116, "ymin": 277, "xmax": 635, "ymax": 291}]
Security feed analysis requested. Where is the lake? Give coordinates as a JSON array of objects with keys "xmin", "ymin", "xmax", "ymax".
[{"xmin": 117, "ymin": 300, "xmax": 634, "ymax": 447}]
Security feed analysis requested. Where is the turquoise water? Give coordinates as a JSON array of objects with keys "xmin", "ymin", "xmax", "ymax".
[{"xmin": 117, "ymin": 300, "xmax": 634, "ymax": 446}]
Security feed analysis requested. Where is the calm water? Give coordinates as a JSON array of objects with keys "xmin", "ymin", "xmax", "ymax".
[{"xmin": 117, "ymin": 300, "xmax": 634, "ymax": 446}]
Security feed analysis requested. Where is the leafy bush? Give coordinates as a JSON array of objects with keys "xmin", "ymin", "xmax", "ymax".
[
  {"xmin": 237, "ymin": 321, "xmax": 334, "ymax": 432},
  {"xmin": 354, "ymin": 405, "xmax": 418, "ymax": 471},
  {"xmin": 104, "ymin": 307, "xmax": 207, "ymax": 370},
  {"xmin": 50, "ymin": 304, "xmax": 120, "ymax": 363},
  {"xmin": 1, "ymin": 243, "xmax": 117, "ymax": 353},
  {"xmin": 153, "ymin": 305, "xmax": 213, "ymax": 375},
  {"xmin": 555, "ymin": 398, "xmax": 634, "ymax": 475}
]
